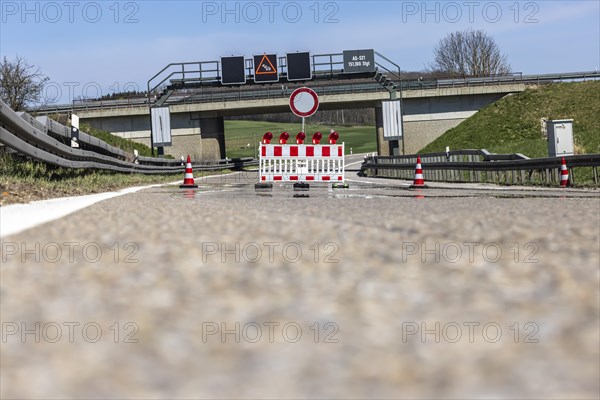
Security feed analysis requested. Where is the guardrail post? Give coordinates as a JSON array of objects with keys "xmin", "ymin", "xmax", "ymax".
[
  {"xmin": 374, "ymin": 157, "xmax": 378, "ymax": 177},
  {"xmin": 468, "ymin": 155, "xmax": 474, "ymax": 182},
  {"xmin": 569, "ymin": 167, "xmax": 575, "ymax": 186}
]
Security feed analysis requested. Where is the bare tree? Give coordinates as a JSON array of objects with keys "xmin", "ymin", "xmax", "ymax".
[
  {"xmin": 0, "ymin": 56, "xmax": 49, "ymax": 110},
  {"xmin": 431, "ymin": 30, "xmax": 511, "ymax": 77}
]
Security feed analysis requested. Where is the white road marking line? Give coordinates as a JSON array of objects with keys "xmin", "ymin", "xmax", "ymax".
[
  {"xmin": 0, "ymin": 171, "xmax": 245, "ymax": 238},
  {"xmin": 345, "ymin": 160, "xmax": 365, "ymax": 167},
  {"xmin": 345, "ymin": 178, "xmax": 409, "ymax": 186},
  {"xmin": 0, "ymin": 183, "xmax": 171, "ymax": 238}
]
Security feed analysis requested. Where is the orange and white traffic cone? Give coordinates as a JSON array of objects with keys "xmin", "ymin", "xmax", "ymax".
[
  {"xmin": 560, "ymin": 157, "xmax": 569, "ymax": 188},
  {"xmin": 410, "ymin": 156, "xmax": 427, "ymax": 188},
  {"xmin": 180, "ymin": 155, "xmax": 198, "ymax": 188}
]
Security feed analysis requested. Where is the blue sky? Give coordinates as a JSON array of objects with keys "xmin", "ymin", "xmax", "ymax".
[{"xmin": 1, "ymin": 0, "xmax": 598, "ymax": 104}]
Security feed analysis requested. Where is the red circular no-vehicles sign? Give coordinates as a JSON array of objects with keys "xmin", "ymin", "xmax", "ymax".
[{"xmin": 289, "ymin": 87, "xmax": 319, "ymax": 118}]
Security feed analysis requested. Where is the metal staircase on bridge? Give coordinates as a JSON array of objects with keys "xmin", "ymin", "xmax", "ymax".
[
  {"xmin": 373, "ymin": 71, "xmax": 399, "ymax": 93},
  {"xmin": 155, "ymin": 89, "xmax": 174, "ymax": 107}
]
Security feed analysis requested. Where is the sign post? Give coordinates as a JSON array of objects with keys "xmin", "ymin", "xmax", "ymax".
[
  {"xmin": 289, "ymin": 87, "xmax": 319, "ymax": 133},
  {"xmin": 70, "ymin": 114, "xmax": 80, "ymax": 148},
  {"xmin": 150, "ymin": 106, "xmax": 172, "ymax": 157}
]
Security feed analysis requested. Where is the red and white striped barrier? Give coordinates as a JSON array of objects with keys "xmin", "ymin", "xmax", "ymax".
[{"xmin": 259, "ymin": 142, "xmax": 345, "ymax": 183}]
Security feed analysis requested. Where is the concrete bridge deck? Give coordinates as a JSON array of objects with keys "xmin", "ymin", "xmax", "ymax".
[
  {"xmin": 76, "ymin": 84, "xmax": 526, "ymax": 158},
  {"xmin": 33, "ymin": 70, "xmax": 598, "ymax": 159}
]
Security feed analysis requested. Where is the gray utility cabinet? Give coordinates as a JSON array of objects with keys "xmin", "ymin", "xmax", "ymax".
[{"xmin": 547, "ymin": 119, "xmax": 574, "ymax": 157}]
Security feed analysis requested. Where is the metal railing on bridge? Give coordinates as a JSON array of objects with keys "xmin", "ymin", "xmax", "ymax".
[{"xmin": 32, "ymin": 70, "xmax": 600, "ymax": 116}]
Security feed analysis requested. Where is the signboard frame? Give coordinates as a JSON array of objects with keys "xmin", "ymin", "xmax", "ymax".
[
  {"xmin": 151, "ymin": 106, "xmax": 172, "ymax": 147},
  {"xmin": 253, "ymin": 53, "xmax": 279, "ymax": 83},
  {"xmin": 220, "ymin": 55, "xmax": 247, "ymax": 85},
  {"xmin": 342, "ymin": 49, "xmax": 376, "ymax": 74},
  {"xmin": 286, "ymin": 52, "xmax": 312, "ymax": 81},
  {"xmin": 382, "ymin": 100, "xmax": 403, "ymax": 141}
]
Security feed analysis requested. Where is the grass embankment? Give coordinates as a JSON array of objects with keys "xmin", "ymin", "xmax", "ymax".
[
  {"xmin": 0, "ymin": 121, "xmax": 189, "ymax": 205},
  {"xmin": 419, "ymin": 81, "xmax": 600, "ymax": 156},
  {"xmin": 79, "ymin": 123, "xmax": 155, "ymax": 157},
  {"xmin": 0, "ymin": 152, "xmax": 191, "ymax": 206},
  {"xmin": 418, "ymin": 81, "xmax": 600, "ymax": 186},
  {"xmin": 224, "ymin": 120, "xmax": 376, "ymax": 158}
]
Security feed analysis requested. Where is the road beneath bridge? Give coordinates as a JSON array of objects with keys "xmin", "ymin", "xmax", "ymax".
[{"xmin": 1, "ymin": 157, "xmax": 599, "ymax": 398}]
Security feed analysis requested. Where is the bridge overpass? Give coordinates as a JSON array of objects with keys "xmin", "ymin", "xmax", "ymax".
[
  {"xmin": 34, "ymin": 49, "xmax": 599, "ymax": 159},
  {"xmin": 72, "ymin": 84, "xmax": 525, "ymax": 158}
]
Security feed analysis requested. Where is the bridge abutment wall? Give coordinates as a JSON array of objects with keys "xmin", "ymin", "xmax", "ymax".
[{"xmin": 81, "ymin": 112, "xmax": 225, "ymax": 160}]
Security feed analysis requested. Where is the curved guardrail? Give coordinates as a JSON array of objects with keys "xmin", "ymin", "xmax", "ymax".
[{"xmin": 0, "ymin": 100, "xmax": 257, "ymax": 174}]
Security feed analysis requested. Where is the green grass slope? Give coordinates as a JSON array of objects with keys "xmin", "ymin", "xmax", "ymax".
[
  {"xmin": 224, "ymin": 120, "xmax": 376, "ymax": 158},
  {"xmin": 419, "ymin": 82, "xmax": 600, "ymax": 157},
  {"xmin": 80, "ymin": 123, "xmax": 155, "ymax": 157},
  {"xmin": 0, "ymin": 151, "xmax": 184, "ymax": 205}
]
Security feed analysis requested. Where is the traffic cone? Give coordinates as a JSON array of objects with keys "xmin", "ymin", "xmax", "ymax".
[
  {"xmin": 410, "ymin": 156, "xmax": 427, "ymax": 188},
  {"xmin": 180, "ymin": 155, "xmax": 198, "ymax": 188},
  {"xmin": 560, "ymin": 157, "xmax": 569, "ymax": 187}
]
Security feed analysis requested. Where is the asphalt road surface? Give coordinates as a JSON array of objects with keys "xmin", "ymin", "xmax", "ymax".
[{"xmin": 1, "ymin": 158, "xmax": 599, "ymax": 399}]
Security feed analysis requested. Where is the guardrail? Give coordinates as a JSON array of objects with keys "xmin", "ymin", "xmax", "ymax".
[
  {"xmin": 361, "ymin": 150, "xmax": 600, "ymax": 186},
  {"xmin": 0, "ymin": 100, "xmax": 257, "ymax": 174}
]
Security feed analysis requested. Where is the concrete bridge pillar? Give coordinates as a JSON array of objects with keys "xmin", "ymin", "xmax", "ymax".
[
  {"xmin": 199, "ymin": 117, "xmax": 226, "ymax": 161},
  {"xmin": 375, "ymin": 105, "xmax": 387, "ymax": 156}
]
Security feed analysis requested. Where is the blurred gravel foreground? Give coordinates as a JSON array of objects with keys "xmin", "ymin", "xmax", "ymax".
[{"xmin": 1, "ymin": 173, "xmax": 599, "ymax": 399}]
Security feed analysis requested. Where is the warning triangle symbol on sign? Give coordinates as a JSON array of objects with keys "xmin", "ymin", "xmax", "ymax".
[{"xmin": 255, "ymin": 54, "xmax": 277, "ymax": 75}]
